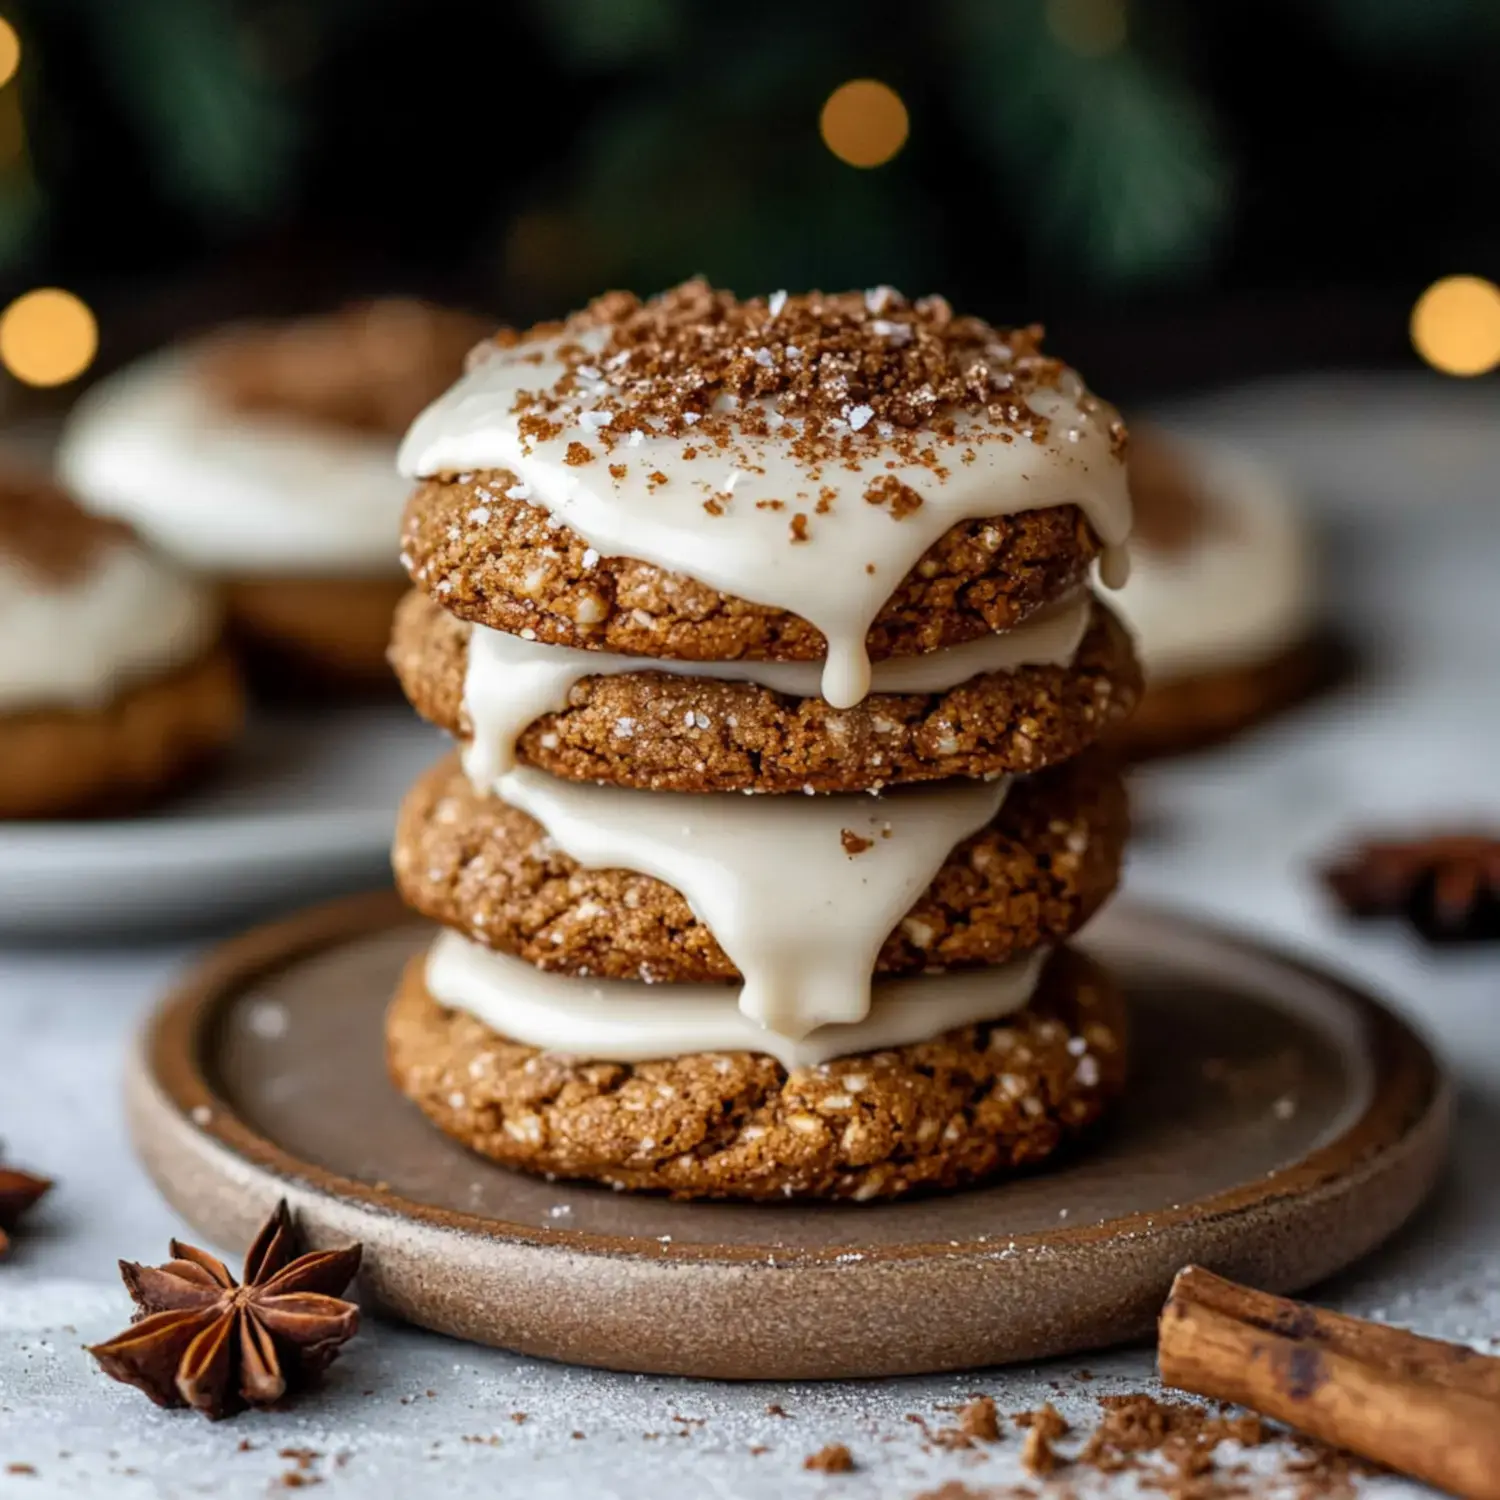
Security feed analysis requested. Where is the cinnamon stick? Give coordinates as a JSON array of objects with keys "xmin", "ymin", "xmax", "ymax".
[{"xmin": 1159, "ymin": 1266, "xmax": 1500, "ymax": 1500}]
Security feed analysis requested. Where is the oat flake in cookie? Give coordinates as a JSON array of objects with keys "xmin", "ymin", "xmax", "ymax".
[
  {"xmin": 58, "ymin": 300, "xmax": 491, "ymax": 688},
  {"xmin": 0, "ymin": 472, "xmax": 243, "ymax": 818},
  {"xmin": 384, "ymin": 282, "xmax": 1139, "ymax": 1200}
]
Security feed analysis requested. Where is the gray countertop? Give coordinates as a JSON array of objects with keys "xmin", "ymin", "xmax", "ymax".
[{"xmin": 2, "ymin": 374, "xmax": 1498, "ymax": 1497}]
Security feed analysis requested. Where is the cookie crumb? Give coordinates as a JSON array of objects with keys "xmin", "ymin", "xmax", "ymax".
[
  {"xmin": 803, "ymin": 1443, "xmax": 855, "ymax": 1472},
  {"xmin": 957, "ymin": 1395, "xmax": 1001, "ymax": 1443},
  {"xmin": 1015, "ymin": 1403, "xmax": 1068, "ymax": 1476},
  {"xmin": 841, "ymin": 829, "xmax": 874, "ymax": 856},
  {"xmin": 1019, "ymin": 1426, "xmax": 1057, "ymax": 1477},
  {"xmin": 864, "ymin": 475, "xmax": 924, "ymax": 520}
]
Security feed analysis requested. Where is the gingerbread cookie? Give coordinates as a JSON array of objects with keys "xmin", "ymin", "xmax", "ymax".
[
  {"xmin": 57, "ymin": 300, "xmax": 491, "ymax": 689},
  {"xmin": 391, "ymin": 586, "xmax": 1141, "ymax": 793},
  {"xmin": 387, "ymin": 944, "xmax": 1126, "ymax": 1201},
  {"xmin": 0, "ymin": 473, "xmax": 242, "ymax": 818},
  {"xmin": 403, "ymin": 474, "xmax": 1105, "ymax": 663},
  {"xmin": 1109, "ymin": 429, "xmax": 1321, "ymax": 757},
  {"xmin": 394, "ymin": 748, "xmax": 1127, "ymax": 981}
]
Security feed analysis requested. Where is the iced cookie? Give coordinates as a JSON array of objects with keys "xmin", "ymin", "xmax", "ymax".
[
  {"xmin": 387, "ymin": 944, "xmax": 1126, "ymax": 1202},
  {"xmin": 394, "ymin": 748, "xmax": 1127, "ymax": 981},
  {"xmin": 0, "ymin": 473, "xmax": 242, "ymax": 818},
  {"xmin": 1109, "ymin": 429, "xmax": 1321, "ymax": 757},
  {"xmin": 57, "ymin": 299, "xmax": 490, "ymax": 688},
  {"xmin": 390, "ymin": 585, "xmax": 1141, "ymax": 792}
]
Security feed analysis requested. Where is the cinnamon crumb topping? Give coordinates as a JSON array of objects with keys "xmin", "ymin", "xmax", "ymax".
[
  {"xmin": 864, "ymin": 475, "xmax": 924, "ymax": 520},
  {"xmin": 840, "ymin": 830, "xmax": 874, "ymax": 856},
  {"xmin": 484, "ymin": 279, "xmax": 1126, "ymax": 471},
  {"xmin": 564, "ymin": 441, "xmax": 594, "ymax": 466},
  {"xmin": 790, "ymin": 513, "xmax": 810, "ymax": 542}
]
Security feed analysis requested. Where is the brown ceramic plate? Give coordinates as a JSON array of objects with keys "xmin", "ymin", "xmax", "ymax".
[{"xmin": 126, "ymin": 892, "xmax": 1448, "ymax": 1379}]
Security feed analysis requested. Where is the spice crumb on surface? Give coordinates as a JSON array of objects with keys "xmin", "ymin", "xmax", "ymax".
[{"xmin": 803, "ymin": 1443, "xmax": 856, "ymax": 1473}]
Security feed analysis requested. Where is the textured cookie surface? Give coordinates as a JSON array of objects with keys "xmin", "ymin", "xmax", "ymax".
[
  {"xmin": 386, "ymin": 945, "xmax": 1126, "ymax": 1201},
  {"xmin": 394, "ymin": 750, "xmax": 1126, "ymax": 982},
  {"xmin": 402, "ymin": 472, "xmax": 1104, "ymax": 662},
  {"xmin": 0, "ymin": 644, "xmax": 244, "ymax": 818},
  {"xmin": 391, "ymin": 588, "xmax": 1141, "ymax": 793}
]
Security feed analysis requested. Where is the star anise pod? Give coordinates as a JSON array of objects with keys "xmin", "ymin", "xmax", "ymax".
[
  {"xmin": 1321, "ymin": 833, "xmax": 1500, "ymax": 943},
  {"xmin": 88, "ymin": 1200, "xmax": 362, "ymax": 1420},
  {"xmin": 0, "ymin": 1156, "xmax": 52, "ymax": 1258}
]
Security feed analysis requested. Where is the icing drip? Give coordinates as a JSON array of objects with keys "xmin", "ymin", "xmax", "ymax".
[
  {"xmin": 461, "ymin": 589, "xmax": 1092, "ymax": 785},
  {"xmin": 0, "ymin": 544, "xmax": 216, "ymax": 710},
  {"xmin": 426, "ymin": 929, "xmax": 1046, "ymax": 1071},
  {"xmin": 399, "ymin": 328, "xmax": 1131, "ymax": 709},
  {"xmin": 492, "ymin": 767, "xmax": 1009, "ymax": 1040}
]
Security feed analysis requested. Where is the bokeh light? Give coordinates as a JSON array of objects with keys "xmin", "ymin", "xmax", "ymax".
[
  {"xmin": 0, "ymin": 18, "xmax": 19, "ymax": 90},
  {"xmin": 1045, "ymin": 0, "xmax": 1128, "ymax": 58},
  {"xmin": 1410, "ymin": 275, "xmax": 1500, "ymax": 378},
  {"xmin": 820, "ymin": 80, "xmax": 909, "ymax": 169},
  {"xmin": 0, "ymin": 288, "xmax": 98, "ymax": 387}
]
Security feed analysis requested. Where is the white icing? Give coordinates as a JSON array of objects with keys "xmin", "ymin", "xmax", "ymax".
[
  {"xmin": 491, "ymin": 766, "xmax": 1009, "ymax": 1040},
  {"xmin": 0, "ymin": 543, "xmax": 216, "ymax": 710},
  {"xmin": 1114, "ymin": 441, "xmax": 1316, "ymax": 680},
  {"xmin": 461, "ymin": 589, "xmax": 1092, "ymax": 783},
  {"xmin": 427, "ymin": 928, "xmax": 1046, "ymax": 1071},
  {"xmin": 399, "ymin": 325, "xmax": 1131, "ymax": 708},
  {"xmin": 57, "ymin": 349, "xmax": 409, "ymax": 575}
]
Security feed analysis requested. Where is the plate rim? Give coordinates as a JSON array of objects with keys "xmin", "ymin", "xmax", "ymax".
[{"xmin": 134, "ymin": 889, "xmax": 1450, "ymax": 1269}]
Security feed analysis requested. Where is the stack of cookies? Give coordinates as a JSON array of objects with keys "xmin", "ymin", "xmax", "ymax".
[{"xmin": 385, "ymin": 282, "xmax": 1141, "ymax": 1202}]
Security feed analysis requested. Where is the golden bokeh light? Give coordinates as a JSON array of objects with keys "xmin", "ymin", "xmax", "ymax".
[
  {"xmin": 1045, "ymin": 0, "xmax": 1128, "ymax": 57},
  {"xmin": 0, "ymin": 19, "xmax": 19, "ymax": 90},
  {"xmin": 820, "ymin": 79, "xmax": 909, "ymax": 169},
  {"xmin": 1410, "ymin": 275, "xmax": 1500, "ymax": 378},
  {"xmin": 0, "ymin": 288, "xmax": 98, "ymax": 387}
]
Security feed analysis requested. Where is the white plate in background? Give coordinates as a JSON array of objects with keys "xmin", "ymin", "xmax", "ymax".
[{"xmin": 0, "ymin": 704, "xmax": 444, "ymax": 937}]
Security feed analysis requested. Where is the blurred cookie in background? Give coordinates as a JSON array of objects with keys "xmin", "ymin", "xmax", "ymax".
[
  {"xmin": 57, "ymin": 299, "xmax": 490, "ymax": 692},
  {"xmin": 1108, "ymin": 428, "xmax": 1330, "ymax": 760},
  {"xmin": 0, "ymin": 472, "xmax": 243, "ymax": 819}
]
